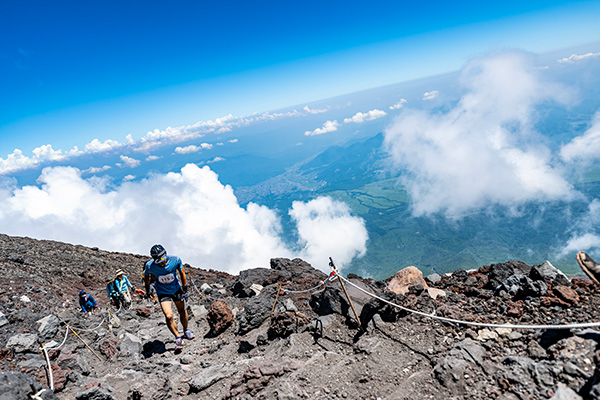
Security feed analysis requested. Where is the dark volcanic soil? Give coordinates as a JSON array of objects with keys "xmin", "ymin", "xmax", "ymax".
[{"xmin": 2, "ymin": 233, "xmax": 600, "ymax": 400}]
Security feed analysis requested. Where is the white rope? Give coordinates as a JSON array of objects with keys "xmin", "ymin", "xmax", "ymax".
[
  {"xmin": 338, "ymin": 274, "xmax": 600, "ymax": 330},
  {"xmin": 76, "ymin": 316, "xmax": 107, "ymax": 332},
  {"xmin": 282, "ymin": 275, "xmax": 337, "ymax": 294},
  {"xmin": 30, "ymin": 389, "xmax": 47, "ymax": 400},
  {"xmin": 45, "ymin": 325, "xmax": 69, "ymax": 350},
  {"xmin": 40, "ymin": 345, "xmax": 54, "ymax": 391}
]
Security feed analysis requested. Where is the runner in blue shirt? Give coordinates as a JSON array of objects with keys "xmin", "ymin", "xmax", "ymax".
[{"xmin": 144, "ymin": 244, "xmax": 195, "ymax": 352}]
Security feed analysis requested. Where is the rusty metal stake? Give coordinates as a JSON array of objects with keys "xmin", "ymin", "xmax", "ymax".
[
  {"xmin": 271, "ymin": 284, "xmax": 283, "ymax": 317},
  {"xmin": 329, "ymin": 257, "xmax": 362, "ymax": 330}
]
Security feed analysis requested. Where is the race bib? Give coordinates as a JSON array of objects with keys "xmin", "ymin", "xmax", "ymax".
[{"xmin": 158, "ymin": 274, "xmax": 175, "ymax": 284}]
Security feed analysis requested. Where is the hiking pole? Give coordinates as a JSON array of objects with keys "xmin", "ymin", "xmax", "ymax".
[
  {"xmin": 66, "ymin": 324, "xmax": 102, "ymax": 361},
  {"xmin": 329, "ymin": 257, "xmax": 362, "ymax": 330}
]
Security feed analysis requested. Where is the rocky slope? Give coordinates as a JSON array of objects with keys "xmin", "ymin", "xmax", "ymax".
[{"xmin": 2, "ymin": 233, "xmax": 600, "ymax": 399}]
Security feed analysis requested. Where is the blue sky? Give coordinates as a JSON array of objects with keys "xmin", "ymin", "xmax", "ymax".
[{"xmin": 1, "ymin": 1, "xmax": 599, "ymax": 159}]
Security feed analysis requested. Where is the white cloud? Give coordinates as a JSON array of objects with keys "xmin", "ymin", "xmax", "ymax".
[
  {"xmin": 557, "ymin": 199, "xmax": 600, "ymax": 256},
  {"xmin": 558, "ymin": 52, "xmax": 600, "ymax": 64},
  {"xmin": 119, "ymin": 155, "xmax": 141, "ymax": 168},
  {"xmin": 559, "ymin": 233, "xmax": 600, "ymax": 256},
  {"xmin": 123, "ymin": 175, "xmax": 136, "ymax": 181},
  {"xmin": 304, "ymin": 120, "xmax": 340, "ymax": 136},
  {"xmin": 303, "ymin": 105, "xmax": 329, "ymax": 114},
  {"xmin": 85, "ymin": 138, "xmax": 123, "ymax": 153},
  {"xmin": 389, "ymin": 99, "xmax": 407, "ymax": 110},
  {"xmin": 83, "ymin": 165, "xmax": 111, "ymax": 174},
  {"xmin": 0, "ymin": 164, "xmax": 367, "ymax": 274},
  {"xmin": 289, "ymin": 197, "xmax": 368, "ymax": 268},
  {"xmin": 0, "ymin": 145, "xmax": 80, "ymax": 174},
  {"xmin": 560, "ymin": 111, "xmax": 600, "ymax": 163},
  {"xmin": 0, "ymin": 106, "xmax": 310, "ymax": 175},
  {"xmin": 343, "ymin": 109, "xmax": 387, "ymax": 124},
  {"xmin": 175, "ymin": 145, "xmax": 201, "ymax": 154},
  {"xmin": 146, "ymin": 155, "xmax": 161, "ymax": 161},
  {"xmin": 229, "ymin": 139, "xmax": 238, "ymax": 143},
  {"xmin": 422, "ymin": 91, "xmax": 439, "ymax": 100},
  {"xmin": 384, "ymin": 51, "xmax": 575, "ymax": 217},
  {"xmin": 175, "ymin": 143, "xmax": 214, "ymax": 154}
]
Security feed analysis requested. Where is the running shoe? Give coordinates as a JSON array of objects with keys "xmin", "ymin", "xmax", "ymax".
[
  {"xmin": 577, "ymin": 251, "xmax": 600, "ymax": 286},
  {"xmin": 184, "ymin": 329, "xmax": 195, "ymax": 340},
  {"xmin": 174, "ymin": 336, "xmax": 183, "ymax": 352}
]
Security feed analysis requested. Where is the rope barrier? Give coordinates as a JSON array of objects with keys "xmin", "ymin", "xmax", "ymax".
[
  {"xmin": 76, "ymin": 315, "xmax": 107, "ymax": 332},
  {"xmin": 281, "ymin": 274, "xmax": 337, "ymax": 294},
  {"xmin": 337, "ymin": 274, "xmax": 600, "ymax": 330},
  {"xmin": 45, "ymin": 325, "xmax": 69, "ymax": 350},
  {"xmin": 40, "ymin": 344, "xmax": 54, "ymax": 391}
]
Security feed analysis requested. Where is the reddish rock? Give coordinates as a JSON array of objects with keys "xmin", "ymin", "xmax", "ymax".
[
  {"xmin": 506, "ymin": 301, "xmax": 524, "ymax": 317},
  {"xmin": 99, "ymin": 337, "xmax": 118, "ymax": 360},
  {"xmin": 207, "ymin": 300, "xmax": 233, "ymax": 336},
  {"xmin": 268, "ymin": 311, "xmax": 311, "ymax": 339},
  {"xmin": 552, "ymin": 285, "xmax": 579, "ymax": 305},
  {"xmin": 135, "ymin": 306, "xmax": 151, "ymax": 318},
  {"xmin": 386, "ymin": 266, "xmax": 428, "ymax": 295}
]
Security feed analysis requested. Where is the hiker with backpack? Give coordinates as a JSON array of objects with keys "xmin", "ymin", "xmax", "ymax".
[
  {"xmin": 106, "ymin": 277, "xmax": 123, "ymax": 309},
  {"xmin": 114, "ymin": 269, "xmax": 134, "ymax": 307},
  {"xmin": 79, "ymin": 290, "xmax": 98, "ymax": 313},
  {"xmin": 144, "ymin": 244, "xmax": 194, "ymax": 352}
]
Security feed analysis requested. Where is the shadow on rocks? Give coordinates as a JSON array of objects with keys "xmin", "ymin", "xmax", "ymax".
[{"xmin": 142, "ymin": 340, "xmax": 167, "ymax": 358}]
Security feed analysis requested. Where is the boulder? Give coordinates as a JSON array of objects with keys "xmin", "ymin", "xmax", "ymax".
[
  {"xmin": 135, "ymin": 306, "xmax": 151, "ymax": 318},
  {"xmin": 189, "ymin": 364, "xmax": 235, "ymax": 393},
  {"xmin": 75, "ymin": 386, "xmax": 117, "ymax": 400},
  {"xmin": 238, "ymin": 321, "xmax": 269, "ymax": 353},
  {"xmin": 268, "ymin": 311, "xmax": 311, "ymax": 339},
  {"xmin": 5, "ymin": 333, "xmax": 39, "ymax": 354},
  {"xmin": 237, "ymin": 294, "xmax": 275, "ymax": 335},
  {"xmin": 486, "ymin": 261, "xmax": 533, "ymax": 291},
  {"xmin": 0, "ymin": 371, "xmax": 60, "ymax": 400},
  {"xmin": 207, "ymin": 300, "xmax": 234, "ymax": 336},
  {"xmin": 270, "ymin": 258, "xmax": 327, "ymax": 281},
  {"xmin": 530, "ymin": 261, "xmax": 571, "ymax": 287},
  {"xmin": 499, "ymin": 274, "xmax": 548, "ymax": 298},
  {"xmin": 119, "ymin": 332, "xmax": 142, "ymax": 355},
  {"xmin": 386, "ymin": 266, "xmax": 428, "ymax": 295},
  {"xmin": 200, "ymin": 283, "xmax": 213, "ymax": 294},
  {"xmin": 189, "ymin": 304, "xmax": 208, "ymax": 320},
  {"xmin": 310, "ymin": 286, "xmax": 348, "ymax": 316},
  {"xmin": 232, "ymin": 268, "xmax": 287, "ymax": 298},
  {"xmin": 433, "ymin": 339, "xmax": 486, "ymax": 395},
  {"xmin": 36, "ymin": 314, "xmax": 60, "ymax": 340},
  {"xmin": 0, "ymin": 311, "xmax": 9, "ymax": 327},
  {"xmin": 550, "ymin": 384, "xmax": 583, "ymax": 400}
]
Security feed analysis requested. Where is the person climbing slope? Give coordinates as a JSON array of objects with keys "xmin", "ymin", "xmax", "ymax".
[
  {"xmin": 114, "ymin": 269, "xmax": 134, "ymax": 307},
  {"xmin": 79, "ymin": 290, "xmax": 98, "ymax": 313},
  {"xmin": 144, "ymin": 244, "xmax": 194, "ymax": 352}
]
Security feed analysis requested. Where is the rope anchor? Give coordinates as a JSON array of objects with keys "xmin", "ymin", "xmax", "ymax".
[{"xmin": 329, "ymin": 257, "xmax": 362, "ymax": 330}]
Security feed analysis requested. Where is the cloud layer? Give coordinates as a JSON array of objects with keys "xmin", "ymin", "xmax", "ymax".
[
  {"xmin": 0, "ymin": 164, "xmax": 367, "ymax": 273},
  {"xmin": 384, "ymin": 51, "xmax": 576, "ymax": 216}
]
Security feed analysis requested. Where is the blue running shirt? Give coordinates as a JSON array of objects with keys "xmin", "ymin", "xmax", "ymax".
[{"xmin": 144, "ymin": 255, "xmax": 183, "ymax": 296}]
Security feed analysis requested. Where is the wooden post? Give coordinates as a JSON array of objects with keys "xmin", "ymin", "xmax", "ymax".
[
  {"xmin": 329, "ymin": 257, "xmax": 362, "ymax": 330},
  {"xmin": 67, "ymin": 324, "xmax": 102, "ymax": 361}
]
